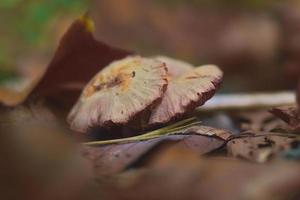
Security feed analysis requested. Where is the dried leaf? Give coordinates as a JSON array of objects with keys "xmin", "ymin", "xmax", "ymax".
[
  {"xmin": 234, "ymin": 110, "xmax": 287, "ymax": 132},
  {"xmin": 0, "ymin": 105, "xmax": 97, "ymax": 200},
  {"xmin": 0, "ymin": 14, "xmax": 131, "ymax": 107},
  {"xmin": 82, "ymin": 125, "xmax": 229, "ymax": 175},
  {"xmin": 181, "ymin": 125, "xmax": 232, "ymax": 140},
  {"xmin": 270, "ymin": 106, "xmax": 300, "ymax": 132},
  {"xmin": 100, "ymin": 148, "xmax": 300, "ymax": 200},
  {"xmin": 227, "ymin": 132, "xmax": 300, "ymax": 162}
]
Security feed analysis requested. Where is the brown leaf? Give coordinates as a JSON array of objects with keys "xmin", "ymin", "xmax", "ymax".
[
  {"xmin": 100, "ymin": 147, "xmax": 300, "ymax": 200},
  {"xmin": 0, "ymin": 14, "xmax": 131, "ymax": 108},
  {"xmin": 30, "ymin": 14, "xmax": 132, "ymax": 105},
  {"xmin": 227, "ymin": 132, "xmax": 300, "ymax": 162},
  {"xmin": 82, "ymin": 125, "xmax": 229, "ymax": 176},
  {"xmin": 181, "ymin": 125, "xmax": 232, "ymax": 140},
  {"xmin": 0, "ymin": 105, "xmax": 98, "ymax": 200},
  {"xmin": 234, "ymin": 110, "xmax": 287, "ymax": 132},
  {"xmin": 270, "ymin": 106, "xmax": 300, "ymax": 131}
]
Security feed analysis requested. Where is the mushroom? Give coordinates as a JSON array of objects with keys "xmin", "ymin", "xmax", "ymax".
[
  {"xmin": 149, "ymin": 57, "xmax": 223, "ymax": 126},
  {"xmin": 68, "ymin": 56, "xmax": 168, "ymax": 132},
  {"xmin": 153, "ymin": 55, "xmax": 194, "ymax": 77}
]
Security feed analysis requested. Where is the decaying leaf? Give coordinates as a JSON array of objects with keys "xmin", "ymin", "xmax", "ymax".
[
  {"xmin": 32, "ymin": 15, "xmax": 131, "ymax": 103},
  {"xmin": 270, "ymin": 106, "xmax": 300, "ymax": 132},
  {"xmin": 181, "ymin": 125, "xmax": 232, "ymax": 140},
  {"xmin": 227, "ymin": 132, "xmax": 300, "ymax": 162},
  {"xmin": 68, "ymin": 56, "xmax": 168, "ymax": 132},
  {"xmin": 29, "ymin": 14, "xmax": 131, "ymax": 106},
  {"xmin": 99, "ymin": 147, "xmax": 300, "ymax": 200},
  {"xmin": 0, "ymin": 14, "xmax": 131, "ymax": 108},
  {"xmin": 149, "ymin": 64, "xmax": 223, "ymax": 125},
  {"xmin": 0, "ymin": 105, "xmax": 97, "ymax": 200},
  {"xmin": 82, "ymin": 125, "xmax": 230, "ymax": 175},
  {"xmin": 233, "ymin": 110, "xmax": 287, "ymax": 132}
]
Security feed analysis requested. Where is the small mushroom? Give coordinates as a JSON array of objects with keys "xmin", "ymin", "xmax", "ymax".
[
  {"xmin": 68, "ymin": 56, "xmax": 168, "ymax": 132},
  {"xmin": 149, "ymin": 61, "xmax": 223, "ymax": 125}
]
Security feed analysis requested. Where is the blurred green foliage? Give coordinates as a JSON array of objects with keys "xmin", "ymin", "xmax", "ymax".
[{"xmin": 0, "ymin": 0, "xmax": 88, "ymax": 82}]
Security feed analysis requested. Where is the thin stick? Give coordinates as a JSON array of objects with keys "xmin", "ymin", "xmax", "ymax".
[
  {"xmin": 198, "ymin": 91, "xmax": 295, "ymax": 112},
  {"xmin": 83, "ymin": 117, "xmax": 199, "ymax": 146}
]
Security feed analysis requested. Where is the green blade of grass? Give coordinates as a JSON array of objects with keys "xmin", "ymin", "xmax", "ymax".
[{"xmin": 83, "ymin": 117, "xmax": 200, "ymax": 146}]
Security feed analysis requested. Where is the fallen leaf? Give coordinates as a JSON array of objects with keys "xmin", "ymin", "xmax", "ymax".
[
  {"xmin": 270, "ymin": 106, "xmax": 300, "ymax": 132},
  {"xmin": 0, "ymin": 105, "xmax": 97, "ymax": 200},
  {"xmin": 30, "ymin": 14, "xmax": 132, "ymax": 105},
  {"xmin": 99, "ymin": 147, "xmax": 300, "ymax": 200},
  {"xmin": 82, "ymin": 125, "xmax": 230, "ymax": 175},
  {"xmin": 227, "ymin": 132, "xmax": 300, "ymax": 162},
  {"xmin": 234, "ymin": 110, "xmax": 287, "ymax": 132},
  {"xmin": 0, "ymin": 14, "xmax": 131, "ymax": 107}
]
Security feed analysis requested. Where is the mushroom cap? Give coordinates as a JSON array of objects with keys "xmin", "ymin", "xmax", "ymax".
[
  {"xmin": 153, "ymin": 56, "xmax": 194, "ymax": 77},
  {"xmin": 68, "ymin": 56, "xmax": 168, "ymax": 132},
  {"xmin": 149, "ymin": 64, "xmax": 223, "ymax": 125}
]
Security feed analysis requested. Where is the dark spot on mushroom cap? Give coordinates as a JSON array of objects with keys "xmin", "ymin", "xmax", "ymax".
[{"xmin": 132, "ymin": 71, "xmax": 136, "ymax": 78}]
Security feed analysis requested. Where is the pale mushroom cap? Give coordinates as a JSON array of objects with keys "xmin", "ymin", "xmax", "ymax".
[
  {"xmin": 68, "ymin": 56, "xmax": 168, "ymax": 132},
  {"xmin": 153, "ymin": 55, "xmax": 194, "ymax": 77},
  {"xmin": 149, "ymin": 64, "xmax": 223, "ymax": 125}
]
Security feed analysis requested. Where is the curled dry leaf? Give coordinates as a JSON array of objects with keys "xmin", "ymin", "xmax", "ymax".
[
  {"xmin": 149, "ymin": 63, "xmax": 223, "ymax": 125},
  {"xmin": 0, "ymin": 14, "xmax": 131, "ymax": 107},
  {"xmin": 29, "ymin": 14, "xmax": 131, "ymax": 105},
  {"xmin": 82, "ymin": 125, "xmax": 229, "ymax": 175},
  {"xmin": 227, "ymin": 132, "xmax": 300, "ymax": 163},
  {"xmin": 270, "ymin": 106, "xmax": 300, "ymax": 132},
  {"xmin": 182, "ymin": 125, "xmax": 232, "ymax": 140},
  {"xmin": 68, "ymin": 56, "xmax": 168, "ymax": 132}
]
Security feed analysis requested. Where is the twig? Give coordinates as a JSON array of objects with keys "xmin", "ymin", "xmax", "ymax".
[{"xmin": 198, "ymin": 91, "xmax": 295, "ymax": 112}]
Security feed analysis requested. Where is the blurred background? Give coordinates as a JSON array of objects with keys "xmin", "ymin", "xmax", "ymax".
[{"xmin": 1, "ymin": 0, "xmax": 300, "ymax": 92}]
